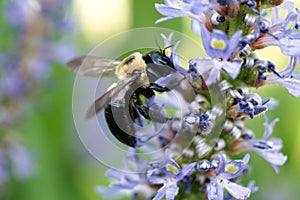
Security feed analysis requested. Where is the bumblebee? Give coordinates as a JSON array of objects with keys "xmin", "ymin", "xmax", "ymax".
[{"xmin": 67, "ymin": 50, "xmax": 184, "ymax": 147}]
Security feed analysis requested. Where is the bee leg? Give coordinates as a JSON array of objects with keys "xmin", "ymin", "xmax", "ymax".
[
  {"xmin": 150, "ymin": 83, "xmax": 170, "ymax": 92},
  {"xmin": 135, "ymin": 104, "xmax": 168, "ymax": 123},
  {"xmin": 132, "ymin": 95, "xmax": 168, "ymax": 123}
]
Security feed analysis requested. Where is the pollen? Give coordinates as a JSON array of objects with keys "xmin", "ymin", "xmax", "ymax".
[
  {"xmin": 164, "ymin": 49, "xmax": 171, "ymax": 57},
  {"xmin": 166, "ymin": 164, "xmax": 179, "ymax": 175},
  {"xmin": 128, "ymin": 160, "xmax": 138, "ymax": 171},
  {"xmin": 225, "ymin": 164, "xmax": 239, "ymax": 174},
  {"xmin": 211, "ymin": 39, "xmax": 226, "ymax": 50},
  {"xmin": 286, "ymin": 21, "xmax": 295, "ymax": 31}
]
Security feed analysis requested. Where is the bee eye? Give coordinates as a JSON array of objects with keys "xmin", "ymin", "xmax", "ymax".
[
  {"xmin": 151, "ymin": 52, "xmax": 169, "ymax": 66},
  {"xmin": 211, "ymin": 12, "xmax": 225, "ymax": 25}
]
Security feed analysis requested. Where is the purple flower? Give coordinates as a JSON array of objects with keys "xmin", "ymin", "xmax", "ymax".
[
  {"xmin": 184, "ymin": 110, "xmax": 215, "ymax": 135},
  {"xmin": 0, "ymin": 138, "xmax": 34, "ymax": 185},
  {"xmin": 208, "ymin": 154, "xmax": 251, "ymax": 200},
  {"xmin": 96, "ymin": 148, "xmax": 154, "ymax": 199},
  {"xmin": 234, "ymin": 115, "xmax": 287, "ymax": 173},
  {"xmin": 190, "ymin": 24, "xmax": 243, "ymax": 85},
  {"xmin": 271, "ymin": 0, "xmax": 295, "ymax": 24},
  {"xmin": 228, "ymin": 89, "xmax": 269, "ymax": 119},
  {"xmin": 224, "ymin": 180, "xmax": 259, "ymax": 200},
  {"xmin": 155, "ymin": 0, "xmax": 210, "ymax": 24},
  {"xmin": 0, "ymin": 154, "xmax": 9, "ymax": 185},
  {"xmin": 254, "ymin": 8, "xmax": 300, "ymax": 56},
  {"xmin": 147, "ymin": 149, "xmax": 196, "ymax": 200},
  {"xmin": 160, "ymin": 33, "xmax": 186, "ymax": 74},
  {"xmin": 265, "ymin": 56, "xmax": 300, "ymax": 97},
  {"xmin": 4, "ymin": 0, "xmax": 39, "ymax": 27},
  {"xmin": 9, "ymin": 143, "xmax": 34, "ymax": 179},
  {"xmin": 0, "ymin": 70, "xmax": 30, "ymax": 97}
]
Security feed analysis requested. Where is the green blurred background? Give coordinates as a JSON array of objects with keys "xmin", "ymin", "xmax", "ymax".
[{"xmin": 2, "ymin": 0, "xmax": 300, "ymax": 199}]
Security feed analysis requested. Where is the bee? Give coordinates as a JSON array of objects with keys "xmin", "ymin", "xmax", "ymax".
[{"xmin": 66, "ymin": 49, "xmax": 184, "ymax": 147}]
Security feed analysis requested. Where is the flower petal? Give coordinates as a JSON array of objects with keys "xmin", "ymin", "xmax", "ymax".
[
  {"xmin": 177, "ymin": 162, "xmax": 196, "ymax": 180},
  {"xmin": 223, "ymin": 180, "xmax": 251, "ymax": 200},
  {"xmin": 206, "ymin": 64, "xmax": 221, "ymax": 85},
  {"xmin": 191, "ymin": 57, "xmax": 214, "ymax": 75},
  {"xmin": 225, "ymin": 30, "xmax": 243, "ymax": 59},
  {"xmin": 153, "ymin": 184, "xmax": 168, "ymax": 200},
  {"xmin": 95, "ymin": 186, "xmax": 129, "ymax": 198},
  {"xmin": 263, "ymin": 115, "xmax": 279, "ymax": 139},
  {"xmin": 274, "ymin": 78, "xmax": 300, "ymax": 97},
  {"xmin": 165, "ymin": 184, "xmax": 179, "ymax": 200},
  {"xmin": 257, "ymin": 150, "xmax": 287, "ymax": 173},
  {"xmin": 222, "ymin": 60, "xmax": 242, "ymax": 79},
  {"xmin": 155, "ymin": 4, "xmax": 190, "ymax": 18}
]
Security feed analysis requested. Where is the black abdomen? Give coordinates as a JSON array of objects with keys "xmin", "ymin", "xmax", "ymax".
[{"xmin": 104, "ymin": 104, "xmax": 137, "ymax": 147}]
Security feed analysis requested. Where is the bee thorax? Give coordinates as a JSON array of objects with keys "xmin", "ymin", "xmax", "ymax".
[{"xmin": 116, "ymin": 52, "xmax": 147, "ymax": 79}]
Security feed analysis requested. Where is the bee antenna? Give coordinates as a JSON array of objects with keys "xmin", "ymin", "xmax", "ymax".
[
  {"xmin": 162, "ymin": 45, "xmax": 174, "ymax": 56},
  {"xmin": 153, "ymin": 29, "xmax": 162, "ymax": 52}
]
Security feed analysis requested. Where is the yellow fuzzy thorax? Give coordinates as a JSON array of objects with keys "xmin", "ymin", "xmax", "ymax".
[{"xmin": 116, "ymin": 52, "xmax": 147, "ymax": 79}]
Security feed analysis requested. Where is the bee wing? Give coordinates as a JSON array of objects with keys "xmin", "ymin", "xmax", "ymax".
[
  {"xmin": 154, "ymin": 71, "xmax": 185, "ymax": 90},
  {"xmin": 85, "ymin": 71, "xmax": 142, "ymax": 119},
  {"xmin": 66, "ymin": 56, "xmax": 121, "ymax": 77}
]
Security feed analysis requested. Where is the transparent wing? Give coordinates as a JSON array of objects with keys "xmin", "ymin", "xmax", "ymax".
[
  {"xmin": 154, "ymin": 71, "xmax": 185, "ymax": 90},
  {"xmin": 66, "ymin": 56, "xmax": 121, "ymax": 77},
  {"xmin": 85, "ymin": 71, "xmax": 142, "ymax": 119},
  {"xmin": 146, "ymin": 63, "xmax": 185, "ymax": 90}
]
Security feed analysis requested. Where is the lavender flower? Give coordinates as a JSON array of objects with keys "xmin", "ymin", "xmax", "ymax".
[
  {"xmin": 265, "ymin": 56, "xmax": 300, "ymax": 97},
  {"xmin": 231, "ymin": 115, "xmax": 287, "ymax": 173},
  {"xmin": 160, "ymin": 33, "xmax": 186, "ymax": 74},
  {"xmin": 0, "ymin": 0, "xmax": 77, "ymax": 192},
  {"xmin": 253, "ymin": 9, "xmax": 300, "ymax": 55},
  {"xmin": 96, "ymin": 148, "xmax": 154, "ymax": 199},
  {"xmin": 208, "ymin": 154, "xmax": 251, "ymax": 200},
  {"xmin": 184, "ymin": 109, "xmax": 217, "ymax": 135},
  {"xmin": 155, "ymin": 0, "xmax": 210, "ymax": 24},
  {"xmin": 228, "ymin": 88, "xmax": 269, "ymax": 119},
  {"xmin": 190, "ymin": 24, "xmax": 243, "ymax": 85},
  {"xmin": 147, "ymin": 149, "xmax": 196, "ymax": 200},
  {"xmin": 0, "ymin": 136, "xmax": 34, "ymax": 187},
  {"xmin": 94, "ymin": 1, "xmax": 300, "ymax": 199}
]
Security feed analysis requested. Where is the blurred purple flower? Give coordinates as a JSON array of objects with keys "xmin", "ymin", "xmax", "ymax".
[
  {"xmin": 0, "ymin": 70, "xmax": 30, "ymax": 97},
  {"xmin": 96, "ymin": 148, "xmax": 154, "ymax": 199},
  {"xmin": 3, "ymin": 0, "xmax": 39, "ymax": 27},
  {"xmin": 0, "ymin": 0, "xmax": 78, "ymax": 190},
  {"xmin": 9, "ymin": 143, "xmax": 34, "ymax": 178},
  {"xmin": 0, "ymin": 137, "xmax": 34, "ymax": 185}
]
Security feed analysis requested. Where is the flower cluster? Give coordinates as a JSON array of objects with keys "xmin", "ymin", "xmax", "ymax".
[
  {"xmin": 97, "ymin": 0, "xmax": 299, "ymax": 199},
  {"xmin": 0, "ymin": 0, "xmax": 76, "ymax": 192}
]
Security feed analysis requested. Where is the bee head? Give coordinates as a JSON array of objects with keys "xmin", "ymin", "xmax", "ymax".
[{"xmin": 143, "ymin": 48, "xmax": 175, "ymax": 69}]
